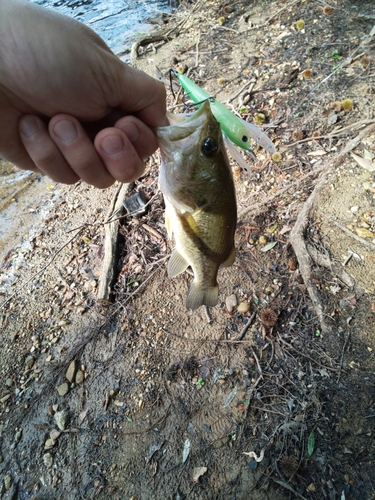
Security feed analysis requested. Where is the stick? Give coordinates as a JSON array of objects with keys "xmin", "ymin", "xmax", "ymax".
[
  {"xmin": 97, "ymin": 183, "xmax": 131, "ymax": 301},
  {"xmin": 234, "ymin": 312, "xmax": 256, "ymax": 341},
  {"xmin": 278, "ymin": 335, "xmax": 342, "ymax": 373},
  {"xmin": 322, "ymin": 215, "xmax": 375, "ymax": 251},
  {"xmin": 238, "ymin": 163, "xmax": 327, "ymax": 219}
]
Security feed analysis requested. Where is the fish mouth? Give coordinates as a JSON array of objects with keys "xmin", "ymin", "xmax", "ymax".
[{"xmin": 156, "ymin": 100, "xmax": 216, "ymax": 156}]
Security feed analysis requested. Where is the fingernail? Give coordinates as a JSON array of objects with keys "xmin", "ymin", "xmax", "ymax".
[
  {"xmin": 19, "ymin": 116, "xmax": 39, "ymax": 138},
  {"xmin": 101, "ymin": 135, "xmax": 125, "ymax": 156},
  {"xmin": 53, "ymin": 120, "xmax": 78, "ymax": 144}
]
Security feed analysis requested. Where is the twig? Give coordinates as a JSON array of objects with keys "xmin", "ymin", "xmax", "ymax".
[
  {"xmin": 285, "ymin": 119, "xmax": 375, "ymax": 148},
  {"xmin": 239, "ymin": 0, "xmax": 300, "ymax": 34},
  {"xmin": 0, "ymin": 227, "xmax": 84, "ymax": 310},
  {"xmin": 306, "ymin": 243, "xmax": 355, "ymax": 288},
  {"xmin": 238, "ymin": 163, "xmax": 328, "ymax": 219},
  {"xmin": 234, "ymin": 312, "xmax": 256, "ymax": 341},
  {"xmin": 251, "ymin": 347, "xmax": 263, "ymax": 379},
  {"xmin": 243, "ymin": 375, "xmax": 263, "ymax": 420},
  {"xmin": 322, "ymin": 215, "xmax": 375, "ymax": 251},
  {"xmin": 278, "ymin": 336, "xmax": 342, "ymax": 373},
  {"xmin": 195, "ymin": 31, "xmax": 200, "ymax": 68},
  {"xmin": 162, "ymin": 328, "xmax": 253, "ymax": 344},
  {"xmin": 273, "ymin": 461, "xmax": 308, "ymax": 500}
]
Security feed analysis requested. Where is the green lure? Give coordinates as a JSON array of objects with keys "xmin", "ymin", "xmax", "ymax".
[{"xmin": 172, "ymin": 69, "xmax": 276, "ymax": 154}]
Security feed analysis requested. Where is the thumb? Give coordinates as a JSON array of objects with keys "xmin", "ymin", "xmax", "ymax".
[{"xmin": 111, "ymin": 63, "xmax": 168, "ymax": 128}]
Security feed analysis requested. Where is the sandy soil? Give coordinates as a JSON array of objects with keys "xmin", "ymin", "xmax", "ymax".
[{"xmin": 0, "ymin": 1, "xmax": 375, "ymax": 499}]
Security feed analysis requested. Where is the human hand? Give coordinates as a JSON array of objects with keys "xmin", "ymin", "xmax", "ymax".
[{"xmin": 0, "ymin": 0, "xmax": 167, "ymax": 188}]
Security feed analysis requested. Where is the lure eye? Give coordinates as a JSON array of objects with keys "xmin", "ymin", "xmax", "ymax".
[
  {"xmin": 242, "ymin": 135, "xmax": 248, "ymax": 143},
  {"xmin": 202, "ymin": 137, "xmax": 218, "ymax": 157}
]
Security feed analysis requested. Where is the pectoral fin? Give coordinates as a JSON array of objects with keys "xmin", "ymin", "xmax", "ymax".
[
  {"xmin": 222, "ymin": 245, "xmax": 236, "ymax": 268},
  {"xmin": 168, "ymin": 249, "xmax": 189, "ymax": 278}
]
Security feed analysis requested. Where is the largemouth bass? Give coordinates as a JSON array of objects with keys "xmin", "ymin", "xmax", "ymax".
[{"xmin": 156, "ymin": 100, "xmax": 237, "ymax": 310}]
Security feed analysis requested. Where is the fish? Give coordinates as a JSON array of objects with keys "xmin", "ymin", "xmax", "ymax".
[{"xmin": 156, "ymin": 100, "xmax": 237, "ymax": 310}]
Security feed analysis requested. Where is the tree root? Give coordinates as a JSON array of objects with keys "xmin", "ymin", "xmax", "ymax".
[
  {"xmin": 290, "ymin": 172, "xmax": 332, "ymax": 333},
  {"xmin": 289, "ymin": 122, "xmax": 375, "ymax": 333}
]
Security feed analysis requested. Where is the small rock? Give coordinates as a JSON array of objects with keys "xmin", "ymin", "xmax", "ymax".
[
  {"xmin": 307, "ymin": 483, "xmax": 317, "ymax": 492},
  {"xmin": 44, "ymin": 438, "xmax": 56, "ymax": 450},
  {"xmin": 3, "ymin": 475, "xmax": 12, "ymax": 490},
  {"xmin": 57, "ymin": 382, "xmax": 69, "ymax": 396},
  {"xmin": 0, "ymin": 394, "xmax": 11, "ymax": 403},
  {"xmin": 258, "ymin": 235, "xmax": 267, "ymax": 245},
  {"xmin": 43, "ymin": 453, "xmax": 53, "ymax": 468},
  {"xmin": 25, "ymin": 355, "xmax": 35, "ymax": 369},
  {"xmin": 50, "ymin": 429, "xmax": 61, "ymax": 441},
  {"xmin": 350, "ymin": 206, "xmax": 359, "ymax": 213},
  {"xmin": 5, "ymin": 378, "xmax": 13, "ymax": 387},
  {"xmin": 54, "ymin": 410, "xmax": 70, "ymax": 431},
  {"xmin": 226, "ymin": 294, "xmax": 237, "ymax": 313},
  {"xmin": 65, "ymin": 360, "xmax": 77, "ymax": 383},
  {"xmin": 212, "ymin": 436, "xmax": 230, "ymax": 449},
  {"xmin": 75, "ymin": 370, "xmax": 84, "ymax": 384},
  {"xmin": 237, "ymin": 302, "xmax": 250, "ymax": 314},
  {"xmin": 14, "ymin": 429, "xmax": 22, "ymax": 443}
]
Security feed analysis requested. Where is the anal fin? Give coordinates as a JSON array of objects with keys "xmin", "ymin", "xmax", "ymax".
[{"xmin": 168, "ymin": 249, "xmax": 189, "ymax": 278}]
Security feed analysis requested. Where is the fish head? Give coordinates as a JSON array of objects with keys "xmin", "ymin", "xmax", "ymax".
[{"xmin": 156, "ymin": 100, "xmax": 227, "ymax": 213}]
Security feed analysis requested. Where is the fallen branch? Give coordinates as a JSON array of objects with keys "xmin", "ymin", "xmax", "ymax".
[{"xmin": 97, "ymin": 183, "xmax": 131, "ymax": 302}]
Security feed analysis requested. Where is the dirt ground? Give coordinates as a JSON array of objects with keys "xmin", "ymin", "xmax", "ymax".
[{"xmin": 1, "ymin": 0, "xmax": 375, "ymax": 499}]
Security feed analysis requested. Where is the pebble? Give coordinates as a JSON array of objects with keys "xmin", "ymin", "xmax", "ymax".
[
  {"xmin": 54, "ymin": 410, "xmax": 70, "ymax": 430},
  {"xmin": 0, "ymin": 394, "xmax": 11, "ymax": 403},
  {"xmin": 226, "ymin": 294, "xmax": 237, "ymax": 313},
  {"xmin": 75, "ymin": 370, "xmax": 84, "ymax": 384},
  {"xmin": 65, "ymin": 360, "xmax": 77, "ymax": 383},
  {"xmin": 3, "ymin": 475, "xmax": 12, "ymax": 489},
  {"xmin": 44, "ymin": 438, "xmax": 56, "ymax": 450},
  {"xmin": 350, "ymin": 206, "xmax": 359, "ymax": 212},
  {"xmin": 50, "ymin": 429, "xmax": 61, "ymax": 441},
  {"xmin": 5, "ymin": 378, "xmax": 12, "ymax": 387},
  {"xmin": 25, "ymin": 356, "xmax": 35, "ymax": 369},
  {"xmin": 57, "ymin": 383, "xmax": 69, "ymax": 396},
  {"xmin": 237, "ymin": 302, "xmax": 251, "ymax": 313},
  {"xmin": 43, "ymin": 453, "xmax": 53, "ymax": 468}
]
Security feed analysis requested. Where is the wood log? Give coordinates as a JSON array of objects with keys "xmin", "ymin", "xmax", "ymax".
[{"xmin": 97, "ymin": 183, "xmax": 132, "ymax": 302}]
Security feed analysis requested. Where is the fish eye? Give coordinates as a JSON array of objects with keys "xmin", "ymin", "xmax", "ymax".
[
  {"xmin": 202, "ymin": 137, "xmax": 218, "ymax": 157},
  {"xmin": 242, "ymin": 135, "xmax": 248, "ymax": 143}
]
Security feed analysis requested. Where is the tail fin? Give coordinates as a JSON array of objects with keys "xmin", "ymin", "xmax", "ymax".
[{"xmin": 186, "ymin": 282, "xmax": 219, "ymax": 311}]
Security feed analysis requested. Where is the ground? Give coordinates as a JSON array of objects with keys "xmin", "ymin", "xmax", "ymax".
[{"xmin": 0, "ymin": 0, "xmax": 375, "ymax": 499}]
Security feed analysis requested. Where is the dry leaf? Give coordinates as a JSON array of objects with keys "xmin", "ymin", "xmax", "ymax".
[{"xmin": 351, "ymin": 153, "xmax": 375, "ymax": 172}]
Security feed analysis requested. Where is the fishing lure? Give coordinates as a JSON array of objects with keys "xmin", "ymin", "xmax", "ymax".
[{"xmin": 171, "ymin": 69, "xmax": 276, "ymax": 154}]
